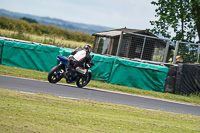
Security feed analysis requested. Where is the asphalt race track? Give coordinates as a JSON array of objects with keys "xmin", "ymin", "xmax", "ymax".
[{"xmin": 0, "ymin": 75, "xmax": 200, "ymax": 116}]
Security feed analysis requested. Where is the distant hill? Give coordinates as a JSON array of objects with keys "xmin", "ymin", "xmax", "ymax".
[{"xmin": 0, "ymin": 9, "xmax": 113, "ymax": 34}]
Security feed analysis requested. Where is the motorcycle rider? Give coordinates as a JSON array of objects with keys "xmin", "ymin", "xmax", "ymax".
[{"xmin": 69, "ymin": 45, "xmax": 93, "ymax": 76}]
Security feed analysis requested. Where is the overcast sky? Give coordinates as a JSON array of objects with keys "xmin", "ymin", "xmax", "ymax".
[{"xmin": 0, "ymin": 0, "xmax": 157, "ymax": 29}]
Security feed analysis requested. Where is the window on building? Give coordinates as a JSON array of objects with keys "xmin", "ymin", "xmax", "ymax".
[{"xmin": 97, "ymin": 37, "xmax": 110, "ymax": 54}]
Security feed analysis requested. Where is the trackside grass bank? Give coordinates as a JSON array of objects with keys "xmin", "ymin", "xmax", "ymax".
[
  {"xmin": 0, "ymin": 88, "xmax": 200, "ymax": 133},
  {"xmin": 0, "ymin": 29, "xmax": 90, "ymax": 49},
  {"xmin": 0, "ymin": 65, "xmax": 199, "ymax": 105}
]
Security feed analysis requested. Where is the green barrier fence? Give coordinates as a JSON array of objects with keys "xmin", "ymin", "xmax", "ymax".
[
  {"xmin": 0, "ymin": 39, "xmax": 169, "ymax": 92},
  {"xmin": 109, "ymin": 58, "xmax": 169, "ymax": 92},
  {"xmin": 1, "ymin": 40, "xmax": 60, "ymax": 72},
  {"xmin": 59, "ymin": 48, "xmax": 74, "ymax": 57},
  {"xmin": 90, "ymin": 54, "xmax": 116, "ymax": 82}
]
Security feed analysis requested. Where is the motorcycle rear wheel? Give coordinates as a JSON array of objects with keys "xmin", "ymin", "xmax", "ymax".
[
  {"xmin": 48, "ymin": 64, "xmax": 64, "ymax": 83},
  {"xmin": 76, "ymin": 72, "xmax": 91, "ymax": 88}
]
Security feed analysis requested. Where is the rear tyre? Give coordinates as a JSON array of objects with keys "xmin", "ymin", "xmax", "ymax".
[
  {"xmin": 76, "ymin": 72, "xmax": 91, "ymax": 88},
  {"xmin": 48, "ymin": 64, "xmax": 64, "ymax": 83}
]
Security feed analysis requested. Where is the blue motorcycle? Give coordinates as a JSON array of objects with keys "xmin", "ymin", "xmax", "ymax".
[{"xmin": 48, "ymin": 55, "xmax": 94, "ymax": 88}]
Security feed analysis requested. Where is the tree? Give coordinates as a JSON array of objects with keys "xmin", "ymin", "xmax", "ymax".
[
  {"xmin": 150, "ymin": 0, "xmax": 200, "ymax": 42},
  {"xmin": 20, "ymin": 17, "xmax": 38, "ymax": 23}
]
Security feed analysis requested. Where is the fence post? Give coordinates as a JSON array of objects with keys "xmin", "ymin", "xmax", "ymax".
[
  {"xmin": 140, "ymin": 37, "xmax": 146, "ymax": 59},
  {"xmin": 197, "ymin": 45, "xmax": 200, "ymax": 64},
  {"xmin": 116, "ymin": 31, "xmax": 124, "ymax": 56},
  {"xmin": 163, "ymin": 40, "xmax": 170, "ymax": 63},
  {"xmin": 173, "ymin": 41, "xmax": 179, "ymax": 64}
]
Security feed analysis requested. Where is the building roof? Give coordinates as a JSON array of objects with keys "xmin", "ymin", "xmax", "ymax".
[
  {"xmin": 92, "ymin": 30, "xmax": 122, "ymax": 37},
  {"xmin": 92, "ymin": 27, "xmax": 157, "ymax": 37}
]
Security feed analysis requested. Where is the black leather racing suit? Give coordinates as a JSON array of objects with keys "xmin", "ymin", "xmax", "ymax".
[{"xmin": 69, "ymin": 49, "xmax": 92, "ymax": 75}]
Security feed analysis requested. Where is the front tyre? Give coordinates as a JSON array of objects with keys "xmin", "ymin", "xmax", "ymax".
[
  {"xmin": 76, "ymin": 72, "xmax": 91, "ymax": 88},
  {"xmin": 48, "ymin": 64, "xmax": 64, "ymax": 83}
]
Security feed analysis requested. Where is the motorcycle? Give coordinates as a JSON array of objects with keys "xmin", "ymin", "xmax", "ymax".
[{"xmin": 48, "ymin": 55, "xmax": 94, "ymax": 88}]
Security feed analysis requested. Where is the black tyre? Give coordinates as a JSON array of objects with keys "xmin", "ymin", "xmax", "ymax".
[
  {"xmin": 76, "ymin": 72, "xmax": 91, "ymax": 88},
  {"xmin": 48, "ymin": 64, "xmax": 64, "ymax": 83}
]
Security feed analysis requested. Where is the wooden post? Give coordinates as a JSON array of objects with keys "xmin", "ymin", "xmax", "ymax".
[
  {"xmin": 93, "ymin": 36, "xmax": 99, "ymax": 53},
  {"xmin": 116, "ymin": 31, "xmax": 124, "ymax": 56},
  {"xmin": 163, "ymin": 40, "xmax": 170, "ymax": 63},
  {"xmin": 173, "ymin": 41, "xmax": 179, "ymax": 64},
  {"xmin": 140, "ymin": 37, "xmax": 146, "ymax": 59}
]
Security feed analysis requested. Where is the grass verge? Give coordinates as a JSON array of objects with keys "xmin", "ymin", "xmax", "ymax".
[
  {"xmin": 0, "ymin": 64, "xmax": 199, "ymax": 105},
  {"xmin": 0, "ymin": 88, "xmax": 200, "ymax": 133}
]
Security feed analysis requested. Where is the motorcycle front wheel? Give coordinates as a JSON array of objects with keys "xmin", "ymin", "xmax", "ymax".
[
  {"xmin": 48, "ymin": 64, "xmax": 64, "ymax": 83},
  {"xmin": 76, "ymin": 72, "xmax": 91, "ymax": 88}
]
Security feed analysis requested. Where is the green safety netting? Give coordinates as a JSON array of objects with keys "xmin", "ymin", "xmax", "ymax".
[
  {"xmin": 59, "ymin": 48, "xmax": 74, "ymax": 57},
  {"xmin": 1, "ymin": 40, "xmax": 60, "ymax": 72},
  {"xmin": 0, "ymin": 39, "xmax": 4, "ymax": 64},
  {"xmin": 90, "ymin": 53, "xmax": 116, "ymax": 82},
  {"xmin": 109, "ymin": 58, "xmax": 169, "ymax": 92}
]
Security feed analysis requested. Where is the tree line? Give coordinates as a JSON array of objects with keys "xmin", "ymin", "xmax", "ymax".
[
  {"xmin": 0, "ymin": 16, "xmax": 94, "ymax": 43},
  {"xmin": 20, "ymin": 17, "xmax": 38, "ymax": 23}
]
